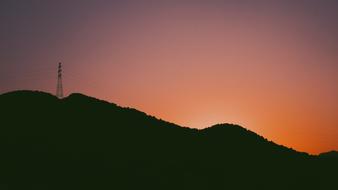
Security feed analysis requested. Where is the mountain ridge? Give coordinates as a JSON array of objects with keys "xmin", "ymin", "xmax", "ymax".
[
  {"xmin": 0, "ymin": 90, "xmax": 315, "ymax": 154},
  {"xmin": 0, "ymin": 90, "xmax": 337, "ymax": 190}
]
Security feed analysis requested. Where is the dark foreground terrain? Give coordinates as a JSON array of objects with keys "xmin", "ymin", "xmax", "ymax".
[{"xmin": 0, "ymin": 91, "xmax": 337, "ymax": 190}]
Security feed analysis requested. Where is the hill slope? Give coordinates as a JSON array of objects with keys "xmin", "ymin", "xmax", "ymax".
[{"xmin": 0, "ymin": 91, "xmax": 337, "ymax": 190}]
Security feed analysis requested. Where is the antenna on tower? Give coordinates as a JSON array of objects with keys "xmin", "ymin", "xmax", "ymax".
[{"xmin": 56, "ymin": 62, "xmax": 64, "ymax": 98}]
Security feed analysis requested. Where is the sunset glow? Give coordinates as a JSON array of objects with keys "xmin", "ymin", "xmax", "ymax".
[{"xmin": 1, "ymin": 0, "xmax": 337, "ymax": 154}]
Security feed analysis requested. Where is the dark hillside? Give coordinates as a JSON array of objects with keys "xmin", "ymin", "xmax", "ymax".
[{"xmin": 0, "ymin": 91, "xmax": 337, "ymax": 190}]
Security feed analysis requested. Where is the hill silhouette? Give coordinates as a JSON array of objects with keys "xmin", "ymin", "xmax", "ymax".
[{"xmin": 0, "ymin": 90, "xmax": 337, "ymax": 190}]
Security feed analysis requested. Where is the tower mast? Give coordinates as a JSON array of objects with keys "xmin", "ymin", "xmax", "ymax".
[{"xmin": 56, "ymin": 62, "xmax": 63, "ymax": 98}]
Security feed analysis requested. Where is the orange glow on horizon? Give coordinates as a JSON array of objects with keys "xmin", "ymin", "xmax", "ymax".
[{"xmin": 1, "ymin": 1, "xmax": 337, "ymax": 154}]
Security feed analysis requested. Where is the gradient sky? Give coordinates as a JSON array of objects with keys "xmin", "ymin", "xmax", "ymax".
[{"xmin": 1, "ymin": 0, "xmax": 338, "ymax": 154}]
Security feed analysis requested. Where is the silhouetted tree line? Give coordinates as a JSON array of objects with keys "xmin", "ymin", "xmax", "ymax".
[{"xmin": 0, "ymin": 91, "xmax": 337, "ymax": 190}]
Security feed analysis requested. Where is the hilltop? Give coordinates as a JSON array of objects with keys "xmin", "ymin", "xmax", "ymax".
[{"xmin": 0, "ymin": 90, "xmax": 337, "ymax": 190}]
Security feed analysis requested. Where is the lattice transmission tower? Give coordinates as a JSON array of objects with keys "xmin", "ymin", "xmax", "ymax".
[{"xmin": 56, "ymin": 62, "xmax": 63, "ymax": 98}]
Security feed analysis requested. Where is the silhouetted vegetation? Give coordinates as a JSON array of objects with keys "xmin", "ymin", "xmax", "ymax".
[{"xmin": 0, "ymin": 90, "xmax": 337, "ymax": 190}]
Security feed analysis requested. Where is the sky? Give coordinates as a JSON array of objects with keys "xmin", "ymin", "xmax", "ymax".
[{"xmin": 1, "ymin": 0, "xmax": 337, "ymax": 154}]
